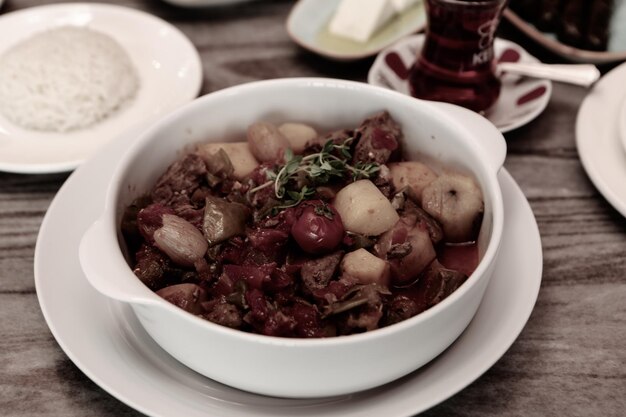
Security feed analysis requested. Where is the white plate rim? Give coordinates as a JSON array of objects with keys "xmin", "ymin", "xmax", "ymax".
[
  {"xmin": 286, "ymin": 0, "xmax": 426, "ymax": 62},
  {"xmin": 618, "ymin": 94, "xmax": 626, "ymax": 155},
  {"xmin": 34, "ymin": 126, "xmax": 542, "ymax": 416},
  {"xmin": 576, "ymin": 62, "xmax": 626, "ymax": 218},
  {"xmin": 0, "ymin": 2, "xmax": 203, "ymax": 174},
  {"xmin": 368, "ymin": 34, "xmax": 553, "ymax": 133}
]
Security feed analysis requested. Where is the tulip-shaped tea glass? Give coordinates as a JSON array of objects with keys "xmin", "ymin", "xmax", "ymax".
[{"xmin": 409, "ymin": 0, "xmax": 509, "ymax": 113}]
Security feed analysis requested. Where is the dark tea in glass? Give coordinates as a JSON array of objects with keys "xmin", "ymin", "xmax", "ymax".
[{"xmin": 409, "ymin": 0, "xmax": 508, "ymax": 113}]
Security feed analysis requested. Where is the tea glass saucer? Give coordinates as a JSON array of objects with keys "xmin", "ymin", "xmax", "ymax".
[{"xmin": 368, "ymin": 35, "xmax": 552, "ymax": 133}]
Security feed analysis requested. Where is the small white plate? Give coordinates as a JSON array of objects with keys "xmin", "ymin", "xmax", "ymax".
[
  {"xmin": 0, "ymin": 3, "xmax": 202, "ymax": 174},
  {"xmin": 368, "ymin": 35, "xmax": 553, "ymax": 133},
  {"xmin": 34, "ymin": 126, "xmax": 542, "ymax": 416},
  {"xmin": 576, "ymin": 62, "xmax": 626, "ymax": 218},
  {"xmin": 286, "ymin": 0, "xmax": 426, "ymax": 61}
]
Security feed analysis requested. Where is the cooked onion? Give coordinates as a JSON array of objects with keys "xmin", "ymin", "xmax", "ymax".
[{"xmin": 153, "ymin": 214, "xmax": 208, "ymax": 267}]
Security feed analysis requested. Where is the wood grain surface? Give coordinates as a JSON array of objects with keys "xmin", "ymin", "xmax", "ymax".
[{"xmin": 0, "ymin": 1, "xmax": 624, "ymax": 416}]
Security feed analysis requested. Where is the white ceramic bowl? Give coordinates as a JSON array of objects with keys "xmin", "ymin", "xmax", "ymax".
[{"xmin": 79, "ymin": 78, "xmax": 506, "ymax": 398}]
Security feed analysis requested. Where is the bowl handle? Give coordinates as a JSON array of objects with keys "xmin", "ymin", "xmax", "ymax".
[
  {"xmin": 79, "ymin": 219, "xmax": 156, "ymax": 305},
  {"xmin": 430, "ymin": 101, "xmax": 507, "ymax": 173}
]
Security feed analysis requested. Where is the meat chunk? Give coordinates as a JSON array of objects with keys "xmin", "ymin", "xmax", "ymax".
[
  {"xmin": 248, "ymin": 228, "xmax": 289, "ymax": 255},
  {"xmin": 243, "ymin": 289, "xmax": 297, "ymax": 337},
  {"xmin": 385, "ymin": 294, "xmax": 421, "ymax": 326},
  {"xmin": 305, "ymin": 128, "xmax": 354, "ymax": 152},
  {"xmin": 301, "ymin": 251, "xmax": 344, "ymax": 292},
  {"xmin": 202, "ymin": 296, "xmax": 243, "ymax": 328},
  {"xmin": 375, "ymin": 207, "xmax": 437, "ymax": 286},
  {"xmin": 353, "ymin": 111, "xmax": 400, "ymax": 165},
  {"xmin": 416, "ymin": 260, "xmax": 467, "ymax": 308},
  {"xmin": 287, "ymin": 302, "xmax": 329, "ymax": 338},
  {"xmin": 223, "ymin": 263, "xmax": 275, "ymax": 290},
  {"xmin": 133, "ymin": 244, "xmax": 170, "ymax": 290},
  {"xmin": 332, "ymin": 284, "xmax": 389, "ymax": 333},
  {"xmin": 152, "ymin": 153, "xmax": 207, "ymax": 205}
]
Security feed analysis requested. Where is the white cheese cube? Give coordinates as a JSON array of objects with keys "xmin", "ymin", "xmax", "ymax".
[
  {"xmin": 390, "ymin": 0, "xmax": 418, "ymax": 12},
  {"xmin": 329, "ymin": 0, "xmax": 396, "ymax": 43}
]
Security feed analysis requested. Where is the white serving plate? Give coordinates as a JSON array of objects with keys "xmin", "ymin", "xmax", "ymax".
[
  {"xmin": 368, "ymin": 35, "xmax": 552, "ymax": 133},
  {"xmin": 287, "ymin": 0, "xmax": 426, "ymax": 61},
  {"xmin": 34, "ymin": 125, "xmax": 542, "ymax": 415},
  {"xmin": 0, "ymin": 3, "xmax": 202, "ymax": 174},
  {"xmin": 576, "ymin": 61, "xmax": 626, "ymax": 218}
]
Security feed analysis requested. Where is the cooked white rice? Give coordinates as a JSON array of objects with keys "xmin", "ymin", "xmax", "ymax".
[{"xmin": 0, "ymin": 26, "xmax": 139, "ymax": 132}]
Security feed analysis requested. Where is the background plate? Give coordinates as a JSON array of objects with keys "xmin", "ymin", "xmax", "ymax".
[
  {"xmin": 0, "ymin": 3, "xmax": 202, "ymax": 174},
  {"xmin": 503, "ymin": 7, "xmax": 626, "ymax": 64},
  {"xmin": 287, "ymin": 0, "xmax": 426, "ymax": 61},
  {"xmin": 576, "ymin": 61, "xmax": 626, "ymax": 218}
]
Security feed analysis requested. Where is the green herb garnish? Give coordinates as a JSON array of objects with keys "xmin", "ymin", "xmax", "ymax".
[{"xmin": 249, "ymin": 137, "xmax": 379, "ymax": 209}]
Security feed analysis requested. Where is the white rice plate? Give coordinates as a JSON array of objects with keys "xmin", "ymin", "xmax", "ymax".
[{"xmin": 0, "ymin": 26, "xmax": 139, "ymax": 132}]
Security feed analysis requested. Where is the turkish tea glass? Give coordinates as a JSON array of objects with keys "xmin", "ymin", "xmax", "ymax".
[{"xmin": 409, "ymin": 0, "xmax": 509, "ymax": 113}]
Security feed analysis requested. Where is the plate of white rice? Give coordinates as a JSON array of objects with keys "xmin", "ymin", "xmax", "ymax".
[{"xmin": 0, "ymin": 3, "xmax": 203, "ymax": 174}]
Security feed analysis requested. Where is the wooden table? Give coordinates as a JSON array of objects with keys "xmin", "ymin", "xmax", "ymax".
[{"xmin": 1, "ymin": 1, "xmax": 624, "ymax": 416}]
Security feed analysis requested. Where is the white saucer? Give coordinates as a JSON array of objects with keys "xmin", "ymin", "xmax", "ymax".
[
  {"xmin": 287, "ymin": 0, "xmax": 426, "ymax": 61},
  {"xmin": 368, "ymin": 35, "xmax": 552, "ymax": 133},
  {"xmin": 0, "ymin": 3, "xmax": 202, "ymax": 174},
  {"xmin": 34, "ymin": 125, "xmax": 542, "ymax": 416},
  {"xmin": 576, "ymin": 62, "xmax": 626, "ymax": 218}
]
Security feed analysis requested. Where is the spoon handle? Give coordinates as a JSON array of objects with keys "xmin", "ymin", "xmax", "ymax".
[{"xmin": 497, "ymin": 63, "xmax": 601, "ymax": 87}]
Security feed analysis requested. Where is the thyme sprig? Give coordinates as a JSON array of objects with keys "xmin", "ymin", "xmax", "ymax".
[{"xmin": 249, "ymin": 137, "xmax": 379, "ymax": 209}]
